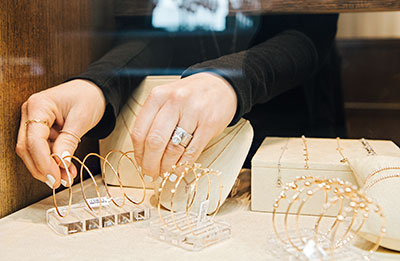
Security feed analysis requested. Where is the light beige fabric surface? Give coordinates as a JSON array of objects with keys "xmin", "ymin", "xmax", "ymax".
[
  {"xmin": 0, "ymin": 172, "xmax": 399, "ymax": 260},
  {"xmin": 349, "ymin": 155, "xmax": 400, "ymax": 251}
]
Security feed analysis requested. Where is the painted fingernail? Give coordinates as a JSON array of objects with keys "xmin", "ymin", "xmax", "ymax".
[
  {"xmin": 169, "ymin": 174, "xmax": 177, "ymax": 182},
  {"xmin": 46, "ymin": 174, "xmax": 55, "ymax": 189},
  {"xmin": 61, "ymin": 151, "xmax": 71, "ymax": 163},
  {"xmin": 60, "ymin": 179, "xmax": 67, "ymax": 187},
  {"xmin": 144, "ymin": 175, "xmax": 153, "ymax": 183}
]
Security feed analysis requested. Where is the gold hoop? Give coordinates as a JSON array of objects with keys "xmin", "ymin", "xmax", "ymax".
[
  {"xmin": 82, "ymin": 152, "xmax": 126, "ymax": 208},
  {"xmin": 61, "ymin": 155, "xmax": 103, "ymax": 216},
  {"xmin": 51, "ymin": 153, "xmax": 73, "ymax": 218},
  {"xmin": 103, "ymin": 149, "xmax": 146, "ymax": 205}
]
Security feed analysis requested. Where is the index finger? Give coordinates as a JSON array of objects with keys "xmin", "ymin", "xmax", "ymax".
[{"xmin": 25, "ymin": 115, "xmax": 61, "ymax": 188}]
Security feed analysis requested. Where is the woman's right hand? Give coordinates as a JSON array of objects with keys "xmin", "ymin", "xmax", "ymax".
[{"xmin": 16, "ymin": 79, "xmax": 106, "ymax": 189}]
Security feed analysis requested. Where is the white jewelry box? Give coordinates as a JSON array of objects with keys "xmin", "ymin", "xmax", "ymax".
[{"xmin": 251, "ymin": 137, "xmax": 400, "ymax": 215}]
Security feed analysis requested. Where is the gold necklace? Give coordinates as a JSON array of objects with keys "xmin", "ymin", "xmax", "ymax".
[{"xmin": 301, "ymin": 135, "xmax": 310, "ymax": 169}]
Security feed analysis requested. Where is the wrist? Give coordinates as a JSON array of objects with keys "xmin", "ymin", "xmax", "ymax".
[
  {"xmin": 70, "ymin": 79, "xmax": 106, "ymax": 113},
  {"xmin": 197, "ymin": 72, "xmax": 238, "ymax": 107}
]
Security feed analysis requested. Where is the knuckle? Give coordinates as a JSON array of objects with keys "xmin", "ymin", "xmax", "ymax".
[
  {"xmin": 170, "ymin": 88, "xmax": 187, "ymax": 101},
  {"xmin": 165, "ymin": 143, "xmax": 184, "ymax": 155},
  {"xmin": 15, "ymin": 143, "xmax": 25, "ymax": 157},
  {"xmin": 145, "ymin": 133, "xmax": 166, "ymax": 150},
  {"xmin": 26, "ymin": 93, "xmax": 42, "ymax": 109},
  {"xmin": 131, "ymin": 128, "xmax": 146, "ymax": 146},
  {"xmin": 149, "ymin": 86, "xmax": 166, "ymax": 101}
]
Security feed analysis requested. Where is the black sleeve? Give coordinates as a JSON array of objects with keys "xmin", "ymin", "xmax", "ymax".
[
  {"xmin": 181, "ymin": 14, "xmax": 339, "ymax": 126},
  {"xmin": 68, "ymin": 34, "xmax": 175, "ymax": 139}
]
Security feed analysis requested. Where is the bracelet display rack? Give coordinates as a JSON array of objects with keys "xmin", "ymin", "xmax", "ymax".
[
  {"xmin": 267, "ymin": 175, "xmax": 385, "ymax": 260},
  {"xmin": 46, "ymin": 151, "xmax": 150, "ymax": 235},
  {"xmin": 150, "ymin": 163, "xmax": 231, "ymax": 251}
]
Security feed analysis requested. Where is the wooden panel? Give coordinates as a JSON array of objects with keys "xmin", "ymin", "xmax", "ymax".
[
  {"xmin": 114, "ymin": 0, "xmax": 400, "ymax": 16},
  {"xmin": 0, "ymin": 0, "xmax": 113, "ymax": 218},
  {"xmin": 338, "ymin": 39, "xmax": 400, "ymax": 145}
]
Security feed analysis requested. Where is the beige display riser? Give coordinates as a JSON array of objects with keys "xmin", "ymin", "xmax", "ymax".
[{"xmin": 251, "ymin": 137, "xmax": 400, "ymax": 216}]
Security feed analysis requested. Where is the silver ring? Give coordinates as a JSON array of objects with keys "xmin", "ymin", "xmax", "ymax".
[{"xmin": 171, "ymin": 126, "xmax": 192, "ymax": 148}]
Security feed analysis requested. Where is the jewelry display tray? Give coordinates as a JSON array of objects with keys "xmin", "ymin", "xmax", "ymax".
[
  {"xmin": 46, "ymin": 198, "xmax": 150, "ymax": 235},
  {"xmin": 267, "ymin": 229, "xmax": 379, "ymax": 261},
  {"xmin": 252, "ymin": 137, "xmax": 400, "ymax": 215},
  {"xmin": 150, "ymin": 212, "xmax": 231, "ymax": 251}
]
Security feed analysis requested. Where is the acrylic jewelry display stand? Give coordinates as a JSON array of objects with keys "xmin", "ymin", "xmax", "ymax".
[
  {"xmin": 268, "ymin": 175, "xmax": 386, "ymax": 260},
  {"xmin": 46, "ymin": 151, "xmax": 150, "ymax": 235},
  {"xmin": 47, "ymin": 197, "xmax": 150, "ymax": 235},
  {"xmin": 150, "ymin": 163, "xmax": 231, "ymax": 251}
]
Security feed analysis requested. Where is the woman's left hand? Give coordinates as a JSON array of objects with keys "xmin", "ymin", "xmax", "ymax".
[{"xmin": 132, "ymin": 72, "xmax": 237, "ymax": 181}]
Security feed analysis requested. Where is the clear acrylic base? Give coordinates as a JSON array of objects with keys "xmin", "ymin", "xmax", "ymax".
[
  {"xmin": 150, "ymin": 212, "xmax": 231, "ymax": 251},
  {"xmin": 267, "ymin": 229, "xmax": 377, "ymax": 261},
  {"xmin": 46, "ymin": 197, "xmax": 150, "ymax": 235}
]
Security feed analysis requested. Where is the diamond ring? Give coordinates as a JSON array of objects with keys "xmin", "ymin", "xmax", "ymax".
[{"xmin": 171, "ymin": 126, "xmax": 193, "ymax": 148}]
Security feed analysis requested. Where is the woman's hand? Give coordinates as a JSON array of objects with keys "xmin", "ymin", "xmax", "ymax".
[
  {"xmin": 132, "ymin": 72, "xmax": 237, "ymax": 181},
  {"xmin": 16, "ymin": 80, "xmax": 106, "ymax": 188}
]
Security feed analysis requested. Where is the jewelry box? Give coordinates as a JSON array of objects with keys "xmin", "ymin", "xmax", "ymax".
[{"xmin": 251, "ymin": 137, "xmax": 400, "ymax": 215}]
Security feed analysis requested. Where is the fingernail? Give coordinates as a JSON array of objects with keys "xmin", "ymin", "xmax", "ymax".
[
  {"xmin": 60, "ymin": 179, "xmax": 67, "ymax": 187},
  {"xmin": 157, "ymin": 176, "xmax": 163, "ymax": 184},
  {"xmin": 61, "ymin": 151, "xmax": 71, "ymax": 163},
  {"xmin": 144, "ymin": 175, "xmax": 153, "ymax": 183},
  {"xmin": 169, "ymin": 174, "xmax": 177, "ymax": 182},
  {"xmin": 46, "ymin": 174, "xmax": 55, "ymax": 189}
]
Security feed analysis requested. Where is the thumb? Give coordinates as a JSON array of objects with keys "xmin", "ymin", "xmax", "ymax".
[{"xmin": 52, "ymin": 119, "xmax": 83, "ymax": 183}]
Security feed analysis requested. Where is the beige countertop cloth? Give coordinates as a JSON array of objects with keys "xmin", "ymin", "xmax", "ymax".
[{"xmin": 1, "ymin": 170, "xmax": 399, "ymax": 260}]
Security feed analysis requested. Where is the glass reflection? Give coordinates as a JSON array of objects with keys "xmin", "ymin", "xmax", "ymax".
[{"xmin": 152, "ymin": 0, "xmax": 259, "ymax": 31}]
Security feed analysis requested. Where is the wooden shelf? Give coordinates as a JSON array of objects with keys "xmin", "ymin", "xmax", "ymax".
[{"xmin": 115, "ymin": 0, "xmax": 400, "ymax": 16}]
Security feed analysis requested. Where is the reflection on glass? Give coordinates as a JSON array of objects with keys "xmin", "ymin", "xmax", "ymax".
[{"xmin": 152, "ymin": 0, "xmax": 259, "ymax": 31}]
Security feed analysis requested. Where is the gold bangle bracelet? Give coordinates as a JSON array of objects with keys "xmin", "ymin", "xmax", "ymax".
[
  {"xmin": 272, "ymin": 175, "xmax": 314, "ymax": 245},
  {"xmin": 51, "ymin": 153, "xmax": 73, "ymax": 218},
  {"xmin": 170, "ymin": 163, "xmax": 201, "ymax": 232},
  {"xmin": 112, "ymin": 150, "xmax": 146, "ymax": 205},
  {"xmin": 157, "ymin": 170, "xmax": 174, "ymax": 227},
  {"xmin": 83, "ymin": 152, "xmax": 126, "ymax": 208}
]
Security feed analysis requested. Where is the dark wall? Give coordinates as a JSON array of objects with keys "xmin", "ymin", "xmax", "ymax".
[{"xmin": 339, "ymin": 39, "xmax": 400, "ymax": 144}]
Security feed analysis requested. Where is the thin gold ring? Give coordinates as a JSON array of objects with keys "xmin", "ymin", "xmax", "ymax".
[
  {"xmin": 60, "ymin": 129, "xmax": 81, "ymax": 143},
  {"xmin": 25, "ymin": 119, "xmax": 49, "ymax": 128}
]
